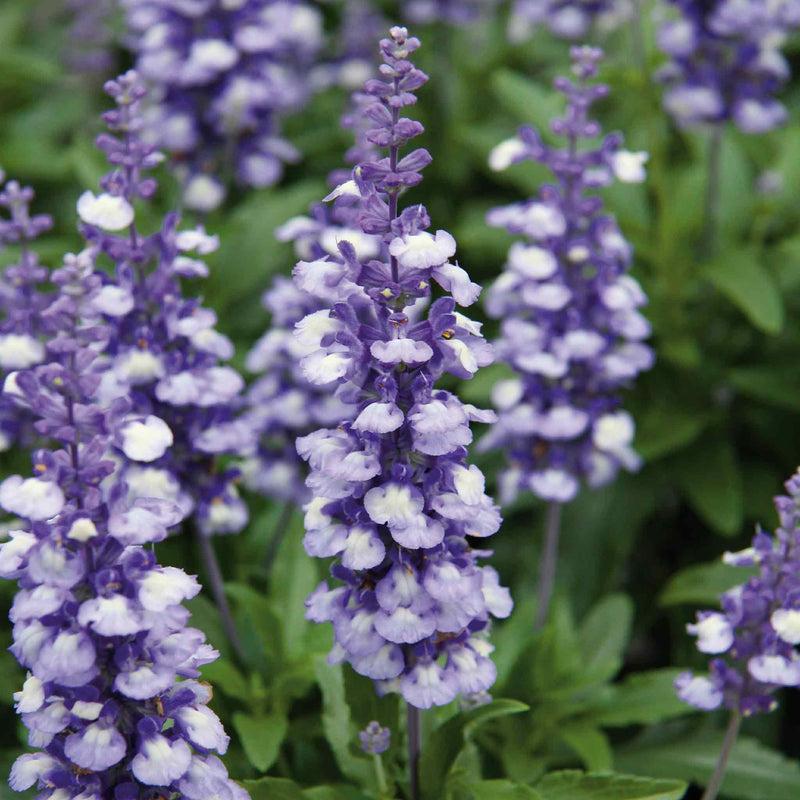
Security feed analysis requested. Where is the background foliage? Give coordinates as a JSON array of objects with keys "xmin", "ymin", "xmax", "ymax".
[{"xmin": 1, "ymin": 0, "xmax": 799, "ymax": 797}]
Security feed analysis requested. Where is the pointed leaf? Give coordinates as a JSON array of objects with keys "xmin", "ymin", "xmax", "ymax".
[
  {"xmin": 617, "ymin": 732, "xmax": 800, "ymax": 800},
  {"xmin": 535, "ymin": 771, "xmax": 686, "ymax": 800},
  {"xmin": 420, "ymin": 699, "xmax": 529, "ymax": 799},
  {"xmin": 659, "ymin": 560, "xmax": 757, "ymax": 607},
  {"xmin": 313, "ymin": 658, "xmax": 372, "ymax": 785},
  {"xmin": 670, "ymin": 434, "xmax": 743, "ymax": 535},
  {"xmin": 232, "ymin": 711, "xmax": 288, "ymax": 772},
  {"xmin": 705, "ymin": 249, "xmax": 784, "ymax": 334}
]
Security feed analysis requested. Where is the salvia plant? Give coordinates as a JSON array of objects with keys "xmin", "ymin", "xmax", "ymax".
[
  {"xmin": 675, "ymin": 468, "xmax": 800, "ymax": 799},
  {"xmin": 292, "ymin": 21, "xmax": 512, "ymax": 787},
  {"xmin": 0, "ymin": 79, "xmax": 244, "ymax": 798},
  {"xmin": 72, "ymin": 71, "xmax": 253, "ymax": 659},
  {"xmin": 481, "ymin": 45, "xmax": 652, "ymax": 627},
  {"xmin": 121, "ymin": 0, "xmax": 324, "ymax": 210}
]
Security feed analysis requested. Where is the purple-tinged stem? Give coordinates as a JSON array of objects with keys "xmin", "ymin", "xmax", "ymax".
[
  {"xmin": 702, "ymin": 124, "xmax": 723, "ymax": 260},
  {"xmin": 196, "ymin": 529, "xmax": 246, "ymax": 663},
  {"xmin": 701, "ymin": 710, "xmax": 742, "ymax": 800},
  {"xmin": 534, "ymin": 501, "xmax": 562, "ymax": 632},
  {"xmin": 407, "ymin": 703, "xmax": 422, "ymax": 800}
]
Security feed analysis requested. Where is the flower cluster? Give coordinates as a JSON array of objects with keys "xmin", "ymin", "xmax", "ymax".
[
  {"xmin": 676, "ymin": 469, "xmax": 800, "ymax": 716},
  {"xmin": 359, "ymin": 721, "xmax": 391, "ymax": 755},
  {"xmin": 479, "ymin": 46, "xmax": 653, "ymax": 505},
  {"xmin": 122, "ymin": 0, "xmax": 324, "ymax": 210},
  {"xmin": 297, "ymin": 26, "xmax": 512, "ymax": 710},
  {"xmin": 656, "ymin": 0, "xmax": 800, "ymax": 133},
  {"xmin": 402, "ymin": 0, "xmax": 500, "ymax": 26},
  {"xmin": 507, "ymin": 0, "xmax": 631, "ymax": 42},
  {"xmin": 0, "ymin": 244, "xmax": 244, "ymax": 798},
  {"xmin": 77, "ymin": 71, "xmax": 251, "ymax": 538},
  {"xmin": 0, "ymin": 174, "xmax": 54, "ymax": 451},
  {"xmin": 63, "ymin": 0, "xmax": 116, "ymax": 75}
]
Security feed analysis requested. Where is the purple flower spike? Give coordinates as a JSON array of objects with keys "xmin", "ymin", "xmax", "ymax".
[
  {"xmin": 657, "ymin": 0, "xmax": 800, "ymax": 133},
  {"xmin": 676, "ymin": 468, "xmax": 800, "ymax": 716},
  {"xmin": 0, "ymin": 174, "xmax": 54, "ymax": 451},
  {"xmin": 75, "ymin": 71, "xmax": 252, "ymax": 539},
  {"xmin": 507, "ymin": 0, "xmax": 631, "ymax": 42},
  {"xmin": 0, "ymin": 222, "xmax": 244, "ymax": 796},
  {"xmin": 293, "ymin": 27, "xmax": 511, "ymax": 710},
  {"xmin": 122, "ymin": 0, "xmax": 324, "ymax": 209},
  {"xmin": 480, "ymin": 47, "xmax": 653, "ymax": 505}
]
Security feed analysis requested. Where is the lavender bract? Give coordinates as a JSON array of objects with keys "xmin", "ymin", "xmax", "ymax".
[
  {"xmin": 676, "ymin": 469, "xmax": 800, "ymax": 716},
  {"xmin": 0, "ymin": 174, "xmax": 53, "ymax": 451},
  {"xmin": 297, "ymin": 26, "xmax": 512, "ymax": 710},
  {"xmin": 507, "ymin": 0, "xmax": 631, "ymax": 42},
  {"xmin": 76, "ymin": 71, "xmax": 252, "ymax": 539},
  {"xmin": 122, "ymin": 0, "xmax": 323, "ymax": 210},
  {"xmin": 0, "ymin": 247, "xmax": 244, "ymax": 798},
  {"xmin": 657, "ymin": 0, "xmax": 800, "ymax": 133},
  {"xmin": 480, "ymin": 46, "xmax": 653, "ymax": 505}
]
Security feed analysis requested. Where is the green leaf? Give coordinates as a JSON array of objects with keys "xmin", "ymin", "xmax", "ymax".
[
  {"xmin": 232, "ymin": 711, "xmax": 288, "ymax": 772},
  {"xmin": 239, "ymin": 778, "xmax": 305, "ymax": 800},
  {"xmin": 726, "ymin": 366, "xmax": 800, "ymax": 413},
  {"xmin": 635, "ymin": 405, "xmax": 712, "ymax": 461},
  {"xmin": 206, "ymin": 181, "xmax": 325, "ymax": 312},
  {"xmin": 420, "ymin": 699, "xmax": 529, "ymax": 799},
  {"xmin": 461, "ymin": 780, "xmax": 543, "ymax": 799},
  {"xmin": 617, "ymin": 732, "xmax": 800, "ymax": 800},
  {"xmin": 269, "ymin": 511, "xmax": 319, "ymax": 659},
  {"xmin": 591, "ymin": 669, "xmax": 692, "ymax": 727},
  {"xmin": 490, "ymin": 70, "xmax": 564, "ymax": 136},
  {"xmin": 559, "ymin": 727, "xmax": 613, "ymax": 771},
  {"xmin": 303, "ymin": 787, "xmax": 370, "ymax": 800},
  {"xmin": 705, "ymin": 249, "xmax": 784, "ymax": 335},
  {"xmin": 535, "ymin": 771, "xmax": 687, "ymax": 800},
  {"xmin": 670, "ymin": 434, "xmax": 743, "ymax": 536},
  {"xmin": 199, "ymin": 659, "xmax": 250, "ymax": 701},
  {"xmin": 659, "ymin": 560, "xmax": 757, "ymax": 607},
  {"xmin": 225, "ymin": 582, "xmax": 284, "ymax": 672},
  {"xmin": 313, "ymin": 658, "xmax": 372, "ymax": 785},
  {"xmin": 577, "ymin": 594, "xmax": 633, "ymax": 684}
]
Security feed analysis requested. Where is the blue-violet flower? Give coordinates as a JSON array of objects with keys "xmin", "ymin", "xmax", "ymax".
[
  {"xmin": 676, "ymin": 468, "xmax": 800, "ymax": 715},
  {"xmin": 297, "ymin": 26, "xmax": 512, "ymax": 710},
  {"xmin": 479, "ymin": 46, "xmax": 653, "ymax": 504},
  {"xmin": 657, "ymin": 0, "xmax": 800, "ymax": 133},
  {"xmin": 122, "ymin": 0, "xmax": 324, "ymax": 209}
]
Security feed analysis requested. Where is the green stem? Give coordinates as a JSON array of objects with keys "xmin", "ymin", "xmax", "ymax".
[
  {"xmin": 700, "ymin": 710, "xmax": 742, "ymax": 800},
  {"xmin": 374, "ymin": 752, "xmax": 391, "ymax": 798},
  {"xmin": 701, "ymin": 124, "xmax": 724, "ymax": 261},
  {"xmin": 534, "ymin": 502, "xmax": 562, "ymax": 632},
  {"xmin": 407, "ymin": 704, "xmax": 421, "ymax": 800}
]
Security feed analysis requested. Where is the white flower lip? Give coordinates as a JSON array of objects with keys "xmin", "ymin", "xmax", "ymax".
[
  {"xmin": 610, "ymin": 149, "xmax": 649, "ymax": 183},
  {"xmin": 77, "ymin": 191, "xmax": 134, "ymax": 231},
  {"xmin": 489, "ymin": 136, "xmax": 526, "ymax": 171},
  {"xmin": 120, "ymin": 415, "xmax": 174, "ymax": 462}
]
